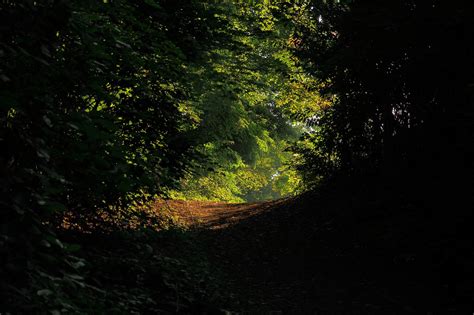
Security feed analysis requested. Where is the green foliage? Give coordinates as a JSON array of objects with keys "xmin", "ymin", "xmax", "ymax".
[
  {"xmin": 169, "ymin": 0, "xmax": 307, "ymax": 202},
  {"xmin": 0, "ymin": 0, "xmax": 248, "ymax": 312},
  {"xmin": 21, "ymin": 226, "xmax": 225, "ymax": 314},
  {"xmin": 0, "ymin": 0, "xmax": 338, "ymax": 312}
]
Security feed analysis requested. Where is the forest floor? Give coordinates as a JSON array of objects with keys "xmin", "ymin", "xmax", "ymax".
[
  {"xmin": 154, "ymin": 196, "xmax": 438, "ymax": 314},
  {"xmin": 152, "ymin": 184, "xmax": 473, "ymax": 314},
  {"xmin": 159, "ymin": 198, "xmax": 316, "ymax": 313},
  {"xmin": 61, "ymin": 184, "xmax": 472, "ymax": 314}
]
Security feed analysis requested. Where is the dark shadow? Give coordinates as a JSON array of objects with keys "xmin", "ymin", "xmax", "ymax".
[{"xmin": 188, "ymin": 182, "xmax": 474, "ymax": 314}]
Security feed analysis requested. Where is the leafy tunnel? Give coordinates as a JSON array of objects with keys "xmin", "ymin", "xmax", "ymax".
[{"xmin": 1, "ymin": 0, "xmax": 474, "ymax": 313}]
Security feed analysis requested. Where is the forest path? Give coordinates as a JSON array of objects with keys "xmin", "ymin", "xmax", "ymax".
[
  {"xmin": 157, "ymin": 199, "xmax": 288, "ymax": 229},
  {"xmin": 154, "ymin": 198, "xmax": 332, "ymax": 313},
  {"xmin": 153, "ymin": 197, "xmax": 430, "ymax": 314}
]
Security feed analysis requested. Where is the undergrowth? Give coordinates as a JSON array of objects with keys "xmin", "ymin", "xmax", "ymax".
[{"xmin": 2, "ymin": 204, "xmax": 228, "ymax": 314}]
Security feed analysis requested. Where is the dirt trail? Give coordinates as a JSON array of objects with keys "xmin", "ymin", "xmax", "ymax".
[
  {"xmin": 153, "ymin": 198, "xmax": 319, "ymax": 313},
  {"xmin": 153, "ymin": 198, "xmax": 441, "ymax": 314},
  {"xmin": 157, "ymin": 199, "xmax": 287, "ymax": 229},
  {"xmin": 155, "ymin": 198, "xmax": 389, "ymax": 313}
]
